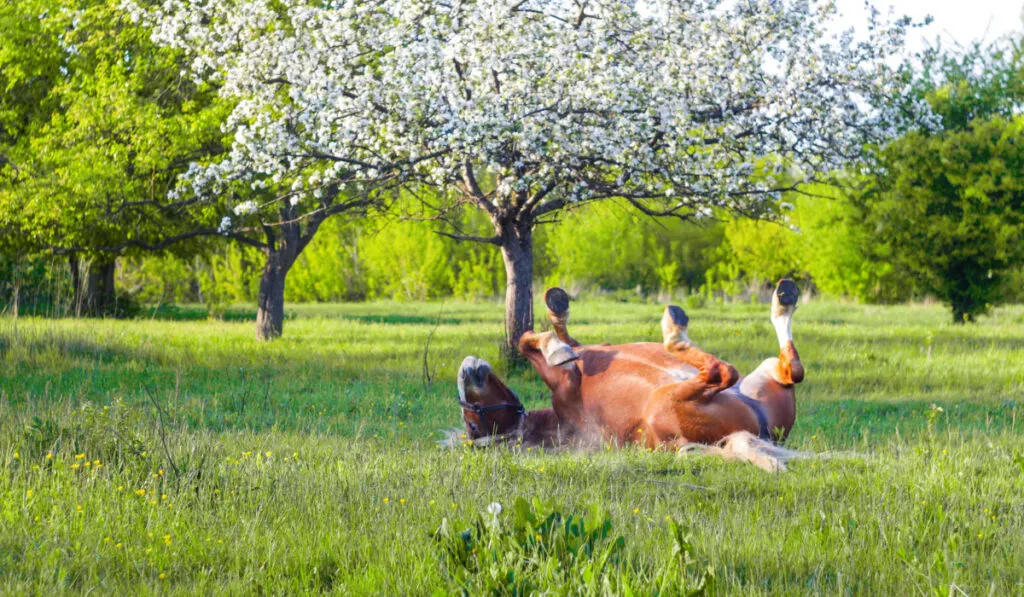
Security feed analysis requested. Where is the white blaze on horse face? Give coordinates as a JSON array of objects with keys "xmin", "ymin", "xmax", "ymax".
[{"xmin": 457, "ymin": 356, "xmax": 491, "ymax": 402}]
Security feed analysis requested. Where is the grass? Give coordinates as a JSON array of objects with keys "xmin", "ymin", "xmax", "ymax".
[{"xmin": 1, "ymin": 298, "xmax": 1023, "ymax": 595}]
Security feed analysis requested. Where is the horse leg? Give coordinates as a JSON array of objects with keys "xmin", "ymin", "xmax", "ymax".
[
  {"xmin": 736, "ymin": 279, "xmax": 804, "ymax": 441},
  {"xmin": 636, "ymin": 376, "xmax": 738, "ymax": 447},
  {"xmin": 519, "ymin": 331, "xmax": 585, "ymax": 429},
  {"xmin": 544, "ymin": 287, "xmax": 581, "ymax": 347},
  {"xmin": 770, "ymin": 279, "xmax": 804, "ymax": 385},
  {"xmin": 660, "ymin": 305, "xmax": 739, "ymax": 391}
]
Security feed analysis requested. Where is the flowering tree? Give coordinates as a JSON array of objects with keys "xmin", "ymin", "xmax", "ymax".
[
  {"xmin": 375, "ymin": 0, "xmax": 933, "ymax": 349},
  {"xmin": 141, "ymin": 0, "xmax": 931, "ymax": 346},
  {"xmin": 132, "ymin": 0, "xmax": 419, "ymax": 339}
]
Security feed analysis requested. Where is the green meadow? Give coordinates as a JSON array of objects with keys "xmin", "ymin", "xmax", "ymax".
[{"xmin": 2, "ymin": 299, "xmax": 1023, "ymax": 595}]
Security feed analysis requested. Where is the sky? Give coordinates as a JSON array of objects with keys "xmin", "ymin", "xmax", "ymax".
[{"xmin": 835, "ymin": 0, "xmax": 1023, "ymax": 52}]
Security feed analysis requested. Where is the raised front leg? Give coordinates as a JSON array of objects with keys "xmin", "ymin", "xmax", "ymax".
[
  {"xmin": 660, "ymin": 305, "xmax": 739, "ymax": 391},
  {"xmin": 519, "ymin": 330, "xmax": 585, "ymax": 429},
  {"xmin": 544, "ymin": 287, "xmax": 581, "ymax": 347}
]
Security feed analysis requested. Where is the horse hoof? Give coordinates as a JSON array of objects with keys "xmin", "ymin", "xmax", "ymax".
[
  {"xmin": 772, "ymin": 279, "xmax": 800, "ymax": 319},
  {"xmin": 774, "ymin": 279, "xmax": 799, "ymax": 306},
  {"xmin": 544, "ymin": 287, "xmax": 571, "ymax": 317},
  {"xmin": 661, "ymin": 305, "xmax": 690, "ymax": 346},
  {"xmin": 665, "ymin": 305, "xmax": 689, "ymax": 327}
]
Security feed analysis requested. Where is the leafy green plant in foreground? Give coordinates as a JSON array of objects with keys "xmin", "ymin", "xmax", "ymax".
[{"xmin": 435, "ymin": 497, "xmax": 713, "ymax": 596}]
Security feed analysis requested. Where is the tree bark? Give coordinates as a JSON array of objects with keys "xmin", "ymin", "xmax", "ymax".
[
  {"xmin": 498, "ymin": 221, "xmax": 535, "ymax": 354},
  {"xmin": 69, "ymin": 255, "xmax": 83, "ymax": 317},
  {"xmin": 70, "ymin": 255, "xmax": 117, "ymax": 317},
  {"xmin": 255, "ymin": 250, "xmax": 291, "ymax": 341}
]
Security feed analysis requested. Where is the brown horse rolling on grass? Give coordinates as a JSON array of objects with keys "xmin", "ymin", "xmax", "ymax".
[{"xmin": 455, "ymin": 279, "xmax": 805, "ymax": 471}]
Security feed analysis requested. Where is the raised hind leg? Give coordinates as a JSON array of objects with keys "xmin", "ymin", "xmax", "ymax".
[
  {"xmin": 737, "ymin": 279, "xmax": 804, "ymax": 441},
  {"xmin": 770, "ymin": 279, "xmax": 804, "ymax": 385},
  {"xmin": 660, "ymin": 305, "xmax": 739, "ymax": 391},
  {"xmin": 544, "ymin": 287, "xmax": 580, "ymax": 347}
]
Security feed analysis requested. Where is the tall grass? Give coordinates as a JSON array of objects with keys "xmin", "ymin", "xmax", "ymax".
[{"xmin": 1, "ymin": 299, "xmax": 1023, "ymax": 594}]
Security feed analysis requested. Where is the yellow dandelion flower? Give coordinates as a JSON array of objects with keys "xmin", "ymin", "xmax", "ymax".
[
  {"xmin": 162, "ymin": 494, "xmax": 168, "ymax": 501},
  {"xmin": 158, "ymin": 469, "xmax": 165, "ymax": 476},
  {"xmin": 429, "ymin": 500, "xmax": 436, "ymax": 505},
  {"xmin": 399, "ymin": 498, "xmax": 406, "ymax": 505},
  {"xmin": 75, "ymin": 505, "xmax": 83, "ymax": 512},
  {"xmin": 146, "ymin": 548, "xmax": 152, "ymax": 554},
  {"xmin": 265, "ymin": 451, "xmax": 272, "ymax": 458},
  {"xmin": 105, "ymin": 537, "xmax": 112, "ymax": 543},
  {"xmin": 85, "ymin": 461, "xmax": 91, "ymax": 467},
  {"xmin": 93, "ymin": 460, "xmax": 100, "ymax": 466},
  {"xmin": 117, "ymin": 486, "xmax": 124, "ymax": 491},
  {"xmin": 71, "ymin": 464, "xmax": 80, "ymax": 470},
  {"xmin": 633, "ymin": 508, "xmax": 640, "ymax": 514},
  {"xmin": 977, "ymin": 533, "xmax": 984, "ymax": 539},
  {"xmin": 75, "ymin": 454, "xmax": 85, "ymax": 460},
  {"xmin": 141, "ymin": 451, "xmax": 147, "ymax": 457},
  {"xmin": 116, "ymin": 543, "xmax": 122, "ymax": 549},
  {"xmin": 46, "ymin": 452, "xmax": 53, "ymax": 460},
  {"xmin": 148, "ymin": 533, "xmax": 154, "ymax": 538},
  {"xmin": 13, "ymin": 451, "xmax": 19, "ymax": 458},
  {"xmin": 452, "ymin": 503, "xmax": 458, "ymax": 509},
  {"xmin": 159, "ymin": 573, "xmax": 166, "ymax": 580},
  {"xmin": 26, "ymin": 490, "xmax": 33, "ymax": 497},
  {"xmin": 136, "ymin": 489, "xmax": 146, "ymax": 496},
  {"xmin": 383, "ymin": 497, "xmax": 389, "ymax": 503}
]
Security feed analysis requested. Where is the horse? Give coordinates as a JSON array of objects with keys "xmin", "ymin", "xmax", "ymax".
[{"xmin": 455, "ymin": 279, "xmax": 804, "ymax": 462}]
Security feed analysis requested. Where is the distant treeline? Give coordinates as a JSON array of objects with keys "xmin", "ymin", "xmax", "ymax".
[{"xmin": 6, "ymin": 192, "xmax": 1021, "ymax": 317}]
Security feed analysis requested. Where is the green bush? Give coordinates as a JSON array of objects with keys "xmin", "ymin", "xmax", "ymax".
[{"xmin": 434, "ymin": 497, "xmax": 713, "ymax": 596}]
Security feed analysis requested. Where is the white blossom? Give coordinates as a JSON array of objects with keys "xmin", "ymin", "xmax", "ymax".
[{"xmin": 129, "ymin": 0, "xmax": 933, "ymax": 220}]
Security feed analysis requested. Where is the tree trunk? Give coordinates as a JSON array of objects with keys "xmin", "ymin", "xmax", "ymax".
[
  {"xmin": 70, "ymin": 255, "xmax": 83, "ymax": 317},
  {"xmin": 498, "ymin": 221, "xmax": 535, "ymax": 354},
  {"xmin": 71, "ymin": 256, "xmax": 116, "ymax": 317},
  {"xmin": 255, "ymin": 250, "xmax": 291, "ymax": 341}
]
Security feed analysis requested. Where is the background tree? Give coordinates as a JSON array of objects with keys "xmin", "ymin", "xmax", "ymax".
[
  {"xmin": 145, "ymin": 0, "xmax": 931, "ymax": 350},
  {"xmin": 855, "ymin": 36, "xmax": 1024, "ymax": 322},
  {"xmin": 0, "ymin": 0, "xmax": 230, "ymax": 316},
  {"xmin": 136, "ymin": 0, "xmax": 437, "ymax": 339},
  {"xmin": 367, "ymin": 0, "xmax": 932, "ymax": 350}
]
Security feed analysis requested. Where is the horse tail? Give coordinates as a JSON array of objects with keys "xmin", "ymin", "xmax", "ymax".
[{"xmin": 679, "ymin": 431, "xmax": 813, "ymax": 473}]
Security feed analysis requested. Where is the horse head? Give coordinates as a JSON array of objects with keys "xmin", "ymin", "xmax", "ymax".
[{"xmin": 457, "ymin": 356, "xmax": 526, "ymax": 440}]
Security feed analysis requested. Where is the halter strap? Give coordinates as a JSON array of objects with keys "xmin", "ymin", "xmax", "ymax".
[{"xmin": 458, "ymin": 400, "xmax": 526, "ymax": 417}]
